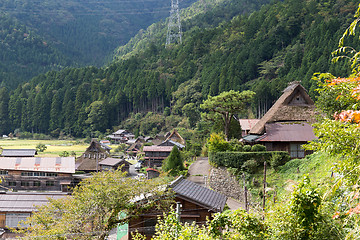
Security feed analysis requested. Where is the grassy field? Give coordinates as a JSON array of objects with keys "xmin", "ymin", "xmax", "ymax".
[{"xmin": 0, "ymin": 139, "xmax": 117, "ymax": 157}]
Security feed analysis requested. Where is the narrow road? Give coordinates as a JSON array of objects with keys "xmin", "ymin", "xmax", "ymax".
[{"xmin": 187, "ymin": 157, "xmax": 210, "ymax": 187}]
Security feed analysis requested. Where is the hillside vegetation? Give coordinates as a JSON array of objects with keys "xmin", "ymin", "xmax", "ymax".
[
  {"xmin": 0, "ymin": 0, "xmax": 197, "ymax": 87},
  {"xmin": 0, "ymin": 15, "xmax": 73, "ymax": 88},
  {"xmin": 1, "ymin": 0, "xmax": 358, "ymax": 138}
]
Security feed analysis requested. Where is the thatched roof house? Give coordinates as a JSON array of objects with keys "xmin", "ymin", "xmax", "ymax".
[
  {"xmin": 75, "ymin": 139, "xmax": 110, "ymax": 172},
  {"xmin": 249, "ymin": 83, "xmax": 316, "ymax": 135},
  {"xmin": 164, "ymin": 129, "xmax": 186, "ymax": 146},
  {"xmin": 243, "ymin": 83, "xmax": 316, "ymax": 158}
]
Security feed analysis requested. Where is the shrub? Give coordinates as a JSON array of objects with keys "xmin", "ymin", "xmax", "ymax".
[
  {"xmin": 209, "ymin": 151, "xmax": 290, "ymax": 169},
  {"xmin": 242, "ymin": 159, "xmax": 259, "ymax": 173},
  {"xmin": 36, "ymin": 143, "xmax": 47, "ymax": 152},
  {"xmin": 17, "ymin": 131, "xmax": 33, "ymax": 139},
  {"xmin": 59, "ymin": 151, "xmax": 70, "ymax": 157},
  {"xmin": 271, "ymin": 152, "xmax": 291, "ymax": 169},
  {"xmin": 207, "ymin": 133, "xmax": 230, "ymax": 153},
  {"xmin": 33, "ymin": 133, "xmax": 51, "ymax": 140},
  {"xmin": 243, "ymin": 145, "xmax": 252, "ymax": 152},
  {"xmin": 229, "ymin": 139, "xmax": 243, "ymax": 151},
  {"xmin": 251, "ymin": 144, "xmax": 266, "ymax": 152}
]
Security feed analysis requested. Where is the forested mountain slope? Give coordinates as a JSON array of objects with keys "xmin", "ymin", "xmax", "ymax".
[
  {"xmin": 0, "ymin": 15, "xmax": 72, "ymax": 89},
  {"xmin": 114, "ymin": 0, "xmax": 271, "ymax": 59},
  {"xmin": 0, "ymin": 0, "xmax": 196, "ymax": 66},
  {"xmin": 2, "ymin": 0, "xmax": 358, "ymax": 137},
  {"xmin": 0, "ymin": 0, "xmax": 197, "ymax": 88}
]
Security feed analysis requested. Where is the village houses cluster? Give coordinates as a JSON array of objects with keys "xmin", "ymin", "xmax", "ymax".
[{"xmin": 0, "ymin": 82, "xmax": 316, "ymax": 239}]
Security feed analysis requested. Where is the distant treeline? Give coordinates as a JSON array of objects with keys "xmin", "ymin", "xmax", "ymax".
[{"xmin": 0, "ymin": 0, "xmax": 357, "ymax": 137}]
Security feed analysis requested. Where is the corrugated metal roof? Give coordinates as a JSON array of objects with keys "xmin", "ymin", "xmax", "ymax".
[
  {"xmin": 0, "ymin": 192, "xmax": 68, "ymax": 212},
  {"xmin": 159, "ymin": 140, "xmax": 185, "ymax": 149},
  {"xmin": 242, "ymin": 134, "xmax": 261, "ymax": 142},
  {"xmin": 1, "ymin": 149, "xmax": 37, "ymax": 157},
  {"xmin": 259, "ymin": 122, "xmax": 316, "ymax": 142},
  {"xmin": 239, "ymin": 119, "xmax": 260, "ymax": 131},
  {"xmin": 0, "ymin": 157, "xmax": 75, "ymax": 173},
  {"xmin": 113, "ymin": 129, "xmax": 127, "ymax": 135},
  {"xmin": 170, "ymin": 176, "xmax": 227, "ymax": 212},
  {"xmin": 143, "ymin": 146, "xmax": 173, "ymax": 152}
]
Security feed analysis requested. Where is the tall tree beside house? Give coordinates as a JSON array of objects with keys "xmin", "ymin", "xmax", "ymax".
[
  {"xmin": 201, "ymin": 90, "xmax": 255, "ymax": 140},
  {"xmin": 162, "ymin": 146, "xmax": 184, "ymax": 176}
]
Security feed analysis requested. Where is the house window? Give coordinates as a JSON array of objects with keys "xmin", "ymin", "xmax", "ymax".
[
  {"xmin": 8, "ymin": 181, "xmax": 16, "ymax": 186},
  {"xmin": 21, "ymin": 181, "xmax": 30, "ymax": 187},
  {"xmin": 144, "ymin": 218, "xmax": 157, "ymax": 235},
  {"xmin": 33, "ymin": 181, "xmax": 41, "ymax": 187},
  {"xmin": 6, "ymin": 213, "xmax": 30, "ymax": 228},
  {"xmin": 290, "ymin": 144, "xmax": 305, "ymax": 158},
  {"xmin": 21, "ymin": 172, "xmax": 58, "ymax": 177},
  {"xmin": 46, "ymin": 181, "xmax": 55, "ymax": 186}
]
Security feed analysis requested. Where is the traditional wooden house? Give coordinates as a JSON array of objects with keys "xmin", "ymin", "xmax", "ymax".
[
  {"xmin": 143, "ymin": 146, "xmax": 173, "ymax": 167},
  {"xmin": 242, "ymin": 83, "xmax": 316, "ymax": 158},
  {"xmin": 1, "ymin": 149, "xmax": 37, "ymax": 157},
  {"xmin": 158, "ymin": 139, "xmax": 185, "ymax": 150},
  {"xmin": 128, "ymin": 176, "xmax": 227, "ymax": 239},
  {"xmin": 107, "ymin": 129, "xmax": 135, "ymax": 143},
  {"xmin": 149, "ymin": 134, "xmax": 166, "ymax": 146},
  {"xmin": 126, "ymin": 137, "xmax": 146, "ymax": 155},
  {"xmin": 164, "ymin": 129, "xmax": 186, "ymax": 146},
  {"xmin": 75, "ymin": 139, "xmax": 110, "ymax": 172},
  {"xmin": 0, "ymin": 157, "xmax": 75, "ymax": 192},
  {"xmin": 99, "ymin": 157, "xmax": 131, "ymax": 172}
]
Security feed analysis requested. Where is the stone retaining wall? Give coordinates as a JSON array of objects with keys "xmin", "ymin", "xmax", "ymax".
[{"xmin": 209, "ymin": 167, "xmax": 244, "ymax": 201}]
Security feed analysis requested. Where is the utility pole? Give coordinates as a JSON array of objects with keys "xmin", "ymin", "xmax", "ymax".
[
  {"xmin": 242, "ymin": 173, "xmax": 248, "ymax": 213},
  {"xmin": 176, "ymin": 202, "xmax": 182, "ymax": 221},
  {"xmin": 262, "ymin": 161, "xmax": 267, "ymax": 218},
  {"xmin": 166, "ymin": 0, "xmax": 182, "ymax": 47}
]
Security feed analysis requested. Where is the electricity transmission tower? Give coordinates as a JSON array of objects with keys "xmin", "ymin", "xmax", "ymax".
[{"xmin": 166, "ymin": 0, "xmax": 182, "ymax": 47}]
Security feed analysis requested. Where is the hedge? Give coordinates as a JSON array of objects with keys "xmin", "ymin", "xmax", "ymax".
[{"xmin": 209, "ymin": 151, "xmax": 290, "ymax": 169}]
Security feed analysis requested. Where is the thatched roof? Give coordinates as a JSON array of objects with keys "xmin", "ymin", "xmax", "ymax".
[
  {"xmin": 249, "ymin": 83, "xmax": 316, "ymax": 135},
  {"xmin": 165, "ymin": 129, "xmax": 186, "ymax": 145}
]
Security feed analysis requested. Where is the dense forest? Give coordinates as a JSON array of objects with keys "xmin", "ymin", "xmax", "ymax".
[
  {"xmin": 0, "ymin": 0, "xmax": 197, "ymax": 88},
  {"xmin": 0, "ymin": 15, "xmax": 73, "ymax": 88},
  {"xmin": 0, "ymin": 0, "xmax": 358, "ymax": 138}
]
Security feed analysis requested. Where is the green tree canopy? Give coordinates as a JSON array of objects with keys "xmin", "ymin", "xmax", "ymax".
[
  {"xmin": 201, "ymin": 90, "xmax": 255, "ymax": 140},
  {"xmin": 162, "ymin": 146, "xmax": 184, "ymax": 176},
  {"xmin": 18, "ymin": 170, "xmax": 172, "ymax": 239}
]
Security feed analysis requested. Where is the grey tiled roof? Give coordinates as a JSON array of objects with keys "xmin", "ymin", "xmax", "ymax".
[{"xmin": 169, "ymin": 176, "xmax": 227, "ymax": 212}]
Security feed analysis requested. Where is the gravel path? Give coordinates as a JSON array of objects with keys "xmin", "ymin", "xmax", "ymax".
[{"xmin": 187, "ymin": 157, "xmax": 211, "ymax": 187}]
